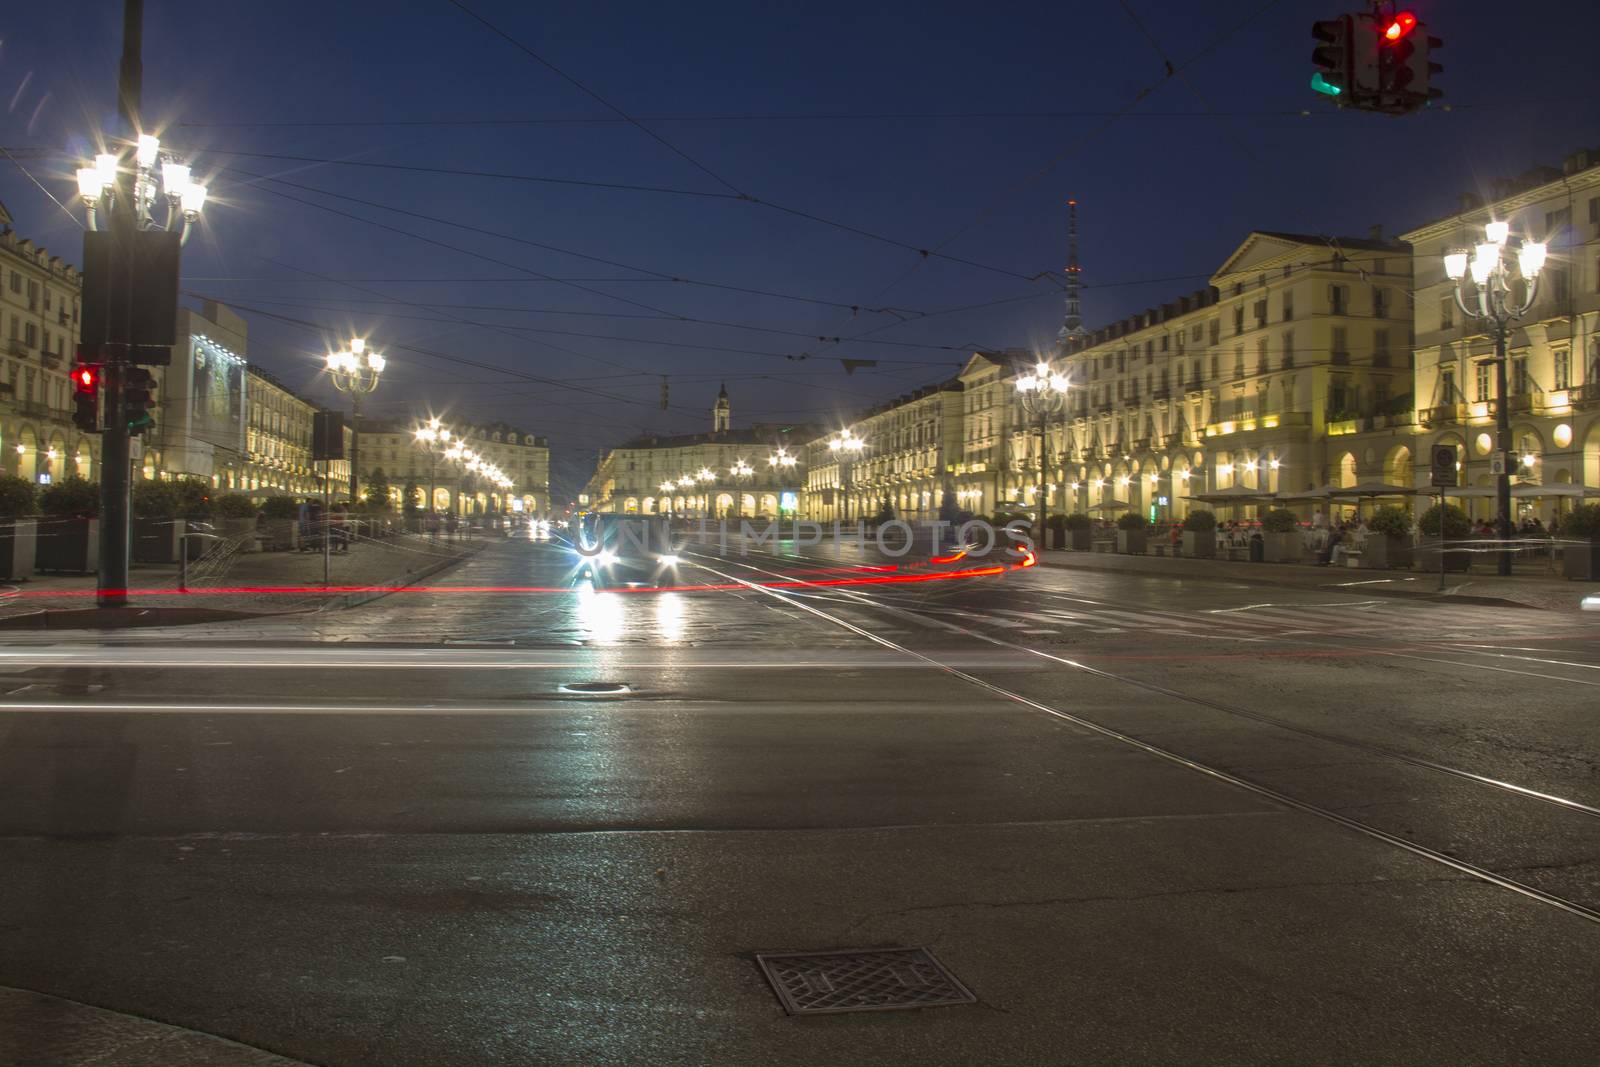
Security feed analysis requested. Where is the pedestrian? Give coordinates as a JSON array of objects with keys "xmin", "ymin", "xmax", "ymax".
[
  {"xmin": 331, "ymin": 503, "xmax": 349, "ymax": 554},
  {"xmin": 446, "ymin": 512, "xmax": 459, "ymax": 541},
  {"xmin": 424, "ymin": 509, "xmax": 440, "ymax": 541},
  {"xmin": 297, "ymin": 498, "xmax": 311, "ymax": 551}
]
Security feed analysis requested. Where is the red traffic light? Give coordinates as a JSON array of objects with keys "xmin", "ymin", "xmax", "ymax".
[
  {"xmin": 1383, "ymin": 11, "xmax": 1417, "ymax": 41},
  {"xmin": 73, "ymin": 364, "xmax": 101, "ymax": 393}
]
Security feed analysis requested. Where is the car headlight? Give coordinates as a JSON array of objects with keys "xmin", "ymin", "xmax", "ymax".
[
  {"xmin": 659, "ymin": 554, "xmax": 680, "ymax": 567},
  {"xmin": 596, "ymin": 550, "xmax": 617, "ymax": 567}
]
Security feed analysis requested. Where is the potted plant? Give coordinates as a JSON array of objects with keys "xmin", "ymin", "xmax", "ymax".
[
  {"xmin": 1063, "ymin": 512, "xmax": 1092, "ymax": 551},
  {"xmin": 216, "ymin": 494, "xmax": 260, "ymax": 552},
  {"xmin": 1181, "ymin": 509, "xmax": 1218, "ymax": 559},
  {"xmin": 403, "ymin": 480, "xmax": 423, "ymax": 533},
  {"xmin": 1559, "ymin": 504, "xmax": 1600, "ymax": 581},
  {"xmin": 132, "ymin": 480, "xmax": 183, "ymax": 563},
  {"xmin": 1043, "ymin": 513, "xmax": 1066, "ymax": 550},
  {"xmin": 1259, "ymin": 508, "xmax": 1302, "ymax": 563},
  {"xmin": 1417, "ymin": 503, "xmax": 1471, "ymax": 573},
  {"xmin": 173, "ymin": 479, "xmax": 216, "ymax": 562},
  {"xmin": 1362, "ymin": 505, "xmax": 1414, "ymax": 570},
  {"xmin": 1115, "ymin": 511, "xmax": 1148, "ymax": 554},
  {"xmin": 0, "ymin": 475, "xmax": 39, "ymax": 580},
  {"xmin": 260, "ymin": 495, "xmax": 301, "ymax": 551},
  {"xmin": 35, "ymin": 476, "xmax": 99, "ymax": 574}
]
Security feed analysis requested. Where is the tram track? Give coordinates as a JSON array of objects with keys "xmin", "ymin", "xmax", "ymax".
[{"xmin": 686, "ymin": 546, "xmax": 1600, "ymax": 926}]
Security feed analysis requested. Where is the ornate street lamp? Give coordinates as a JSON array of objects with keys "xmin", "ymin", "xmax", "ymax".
[
  {"xmin": 413, "ymin": 417, "xmax": 452, "ymax": 515},
  {"xmin": 325, "ymin": 337, "xmax": 386, "ymax": 502},
  {"xmin": 827, "ymin": 429, "xmax": 865, "ymax": 523},
  {"xmin": 1443, "ymin": 221, "xmax": 1548, "ymax": 575},
  {"xmin": 1014, "ymin": 360, "xmax": 1071, "ymax": 544}
]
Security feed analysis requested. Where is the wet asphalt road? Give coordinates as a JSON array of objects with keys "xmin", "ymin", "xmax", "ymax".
[{"xmin": 1, "ymin": 534, "xmax": 1598, "ymax": 1066}]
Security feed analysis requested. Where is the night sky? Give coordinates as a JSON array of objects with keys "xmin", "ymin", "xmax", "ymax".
[{"xmin": 3, "ymin": 1, "xmax": 1597, "ymax": 499}]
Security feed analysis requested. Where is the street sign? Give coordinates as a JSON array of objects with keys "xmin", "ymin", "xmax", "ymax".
[
  {"xmin": 1489, "ymin": 453, "xmax": 1507, "ymax": 477},
  {"xmin": 1429, "ymin": 444, "xmax": 1457, "ymax": 487},
  {"xmin": 79, "ymin": 229, "xmax": 181, "ymax": 364},
  {"xmin": 312, "ymin": 410, "xmax": 345, "ymax": 461}
]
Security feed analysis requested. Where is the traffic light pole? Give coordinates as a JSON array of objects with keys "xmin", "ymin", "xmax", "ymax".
[{"xmin": 96, "ymin": 0, "xmax": 144, "ymax": 609}]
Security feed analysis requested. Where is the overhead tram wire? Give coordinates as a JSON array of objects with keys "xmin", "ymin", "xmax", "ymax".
[
  {"xmin": 193, "ymin": 297, "xmax": 713, "ymax": 416},
  {"xmin": 222, "ymin": 162, "xmax": 995, "ymax": 321},
  {"xmin": 218, "ymin": 168, "xmax": 999, "ymax": 362},
  {"xmin": 437, "ymin": 0, "xmax": 1053, "ymax": 285},
  {"xmin": 210, "ymin": 291, "xmax": 960, "ymax": 367},
  {"xmin": 216, "ymin": 148, "xmax": 1053, "ymax": 285}
]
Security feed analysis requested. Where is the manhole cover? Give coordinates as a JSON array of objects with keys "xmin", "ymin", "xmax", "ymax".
[
  {"xmin": 756, "ymin": 947, "xmax": 976, "ymax": 1016},
  {"xmin": 557, "ymin": 682, "xmax": 631, "ymax": 695}
]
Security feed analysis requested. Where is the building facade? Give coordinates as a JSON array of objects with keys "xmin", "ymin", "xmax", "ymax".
[
  {"xmin": 0, "ymin": 203, "xmax": 99, "ymax": 486},
  {"xmin": 356, "ymin": 418, "xmax": 550, "ymax": 516},
  {"xmin": 585, "ymin": 389, "xmax": 808, "ymax": 517},
  {"xmin": 1401, "ymin": 148, "xmax": 1600, "ymax": 523},
  {"xmin": 803, "ymin": 378, "xmax": 965, "ymax": 523}
]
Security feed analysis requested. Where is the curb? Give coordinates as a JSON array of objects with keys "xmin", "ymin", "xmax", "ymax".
[
  {"xmin": 1034, "ymin": 553, "xmax": 1548, "ymax": 610},
  {"xmin": 0, "ymin": 985, "xmax": 314, "ymax": 1066},
  {"xmin": 320, "ymin": 539, "xmax": 486, "ymax": 611}
]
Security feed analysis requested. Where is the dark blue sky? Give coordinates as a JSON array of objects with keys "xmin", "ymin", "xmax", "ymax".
[{"xmin": 3, "ymin": 0, "xmax": 1598, "ymax": 497}]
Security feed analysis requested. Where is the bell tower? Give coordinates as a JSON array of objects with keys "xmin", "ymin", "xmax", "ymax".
[{"xmin": 713, "ymin": 383, "xmax": 730, "ymax": 432}]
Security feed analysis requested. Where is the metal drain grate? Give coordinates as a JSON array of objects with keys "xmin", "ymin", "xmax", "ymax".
[{"xmin": 756, "ymin": 947, "xmax": 976, "ymax": 1016}]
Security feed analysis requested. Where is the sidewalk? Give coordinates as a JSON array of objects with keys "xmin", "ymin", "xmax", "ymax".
[
  {"xmin": 0, "ymin": 531, "xmax": 481, "ymax": 626},
  {"xmin": 1035, "ymin": 547, "xmax": 1592, "ymax": 611},
  {"xmin": 0, "ymin": 985, "xmax": 309, "ymax": 1066}
]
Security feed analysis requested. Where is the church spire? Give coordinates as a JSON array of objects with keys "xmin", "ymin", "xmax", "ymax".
[
  {"xmin": 713, "ymin": 383, "xmax": 731, "ymax": 432},
  {"xmin": 1056, "ymin": 197, "xmax": 1088, "ymax": 350}
]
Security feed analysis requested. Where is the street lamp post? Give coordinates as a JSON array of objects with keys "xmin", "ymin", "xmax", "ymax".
[
  {"xmin": 1014, "ymin": 360, "xmax": 1071, "ymax": 546},
  {"xmin": 1442, "ymin": 222, "xmax": 1548, "ymax": 576},
  {"xmin": 73, "ymin": 83, "xmax": 208, "ymax": 606},
  {"xmin": 769, "ymin": 447, "xmax": 798, "ymax": 518},
  {"xmin": 827, "ymin": 430, "xmax": 864, "ymax": 524},
  {"xmin": 729, "ymin": 459, "xmax": 753, "ymax": 518},
  {"xmin": 325, "ymin": 337, "xmax": 385, "ymax": 503},
  {"xmin": 413, "ymin": 418, "xmax": 451, "ymax": 517}
]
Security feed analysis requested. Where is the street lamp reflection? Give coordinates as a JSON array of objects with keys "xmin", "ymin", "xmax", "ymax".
[{"xmin": 574, "ymin": 582, "xmax": 625, "ymax": 644}]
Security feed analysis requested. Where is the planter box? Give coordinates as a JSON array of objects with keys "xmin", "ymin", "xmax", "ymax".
[
  {"xmin": 222, "ymin": 516, "xmax": 259, "ymax": 552},
  {"xmin": 35, "ymin": 517, "xmax": 98, "ymax": 574},
  {"xmin": 1563, "ymin": 541, "xmax": 1600, "ymax": 581},
  {"xmin": 0, "ymin": 518, "xmax": 37, "ymax": 580},
  {"xmin": 132, "ymin": 517, "xmax": 184, "ymax": 564},
  {"xmin": 1182, "ymin": 530, "xmax": 1216, "ymax": 559},
  {"xmin": 1417, "ymin": 541, "xmax": 1471, "ymax": 573},
  {"xmin": 260, "ymin": 519, "xmax": 298, "ymax": 552},
  {"xmin": 1261, "ymin": 530, "xmax": 1302, "ymax": 563},
  {"xmin": 1068, "ymin": 528, "xmax": 1092, "ymax": 551},
  {"xmin": 1361, "ymin": 535, "xmax": 1413, "ymax": 570},
  {"xmin": 1116, "ymin": 530, "xmax": 1147, "ymax": 555}
]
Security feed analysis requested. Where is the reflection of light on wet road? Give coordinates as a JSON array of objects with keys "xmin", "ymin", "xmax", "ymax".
[
  {"xmin": 575, "ymin": 583, "xmax": 625, "ymax": 643},
  {"xmin": 655, "ymin": 592, "xmax": 686, "ymax": 643}
]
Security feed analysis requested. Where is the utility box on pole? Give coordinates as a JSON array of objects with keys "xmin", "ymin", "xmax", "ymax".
[{"xmin": 79, "ymin": 228, "xmax": 181, "ymax": 364}]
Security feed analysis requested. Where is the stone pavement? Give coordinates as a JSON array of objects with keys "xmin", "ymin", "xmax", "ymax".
[
  {"xmin": 0, "ymin": 986, "xmax": 310, "ymax": 1066},
  {"xmin": 1036, "ymin": 546, "xmax": 1594, "ymax": 611},
  {"xmin": 0, "ymin": 531, "xmax": 481, "ymax": 623}
]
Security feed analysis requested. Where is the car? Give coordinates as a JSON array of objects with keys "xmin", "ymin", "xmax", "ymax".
[{"xmin": 572, "ymin": 514, "xmax": 684, "ymax": 588}]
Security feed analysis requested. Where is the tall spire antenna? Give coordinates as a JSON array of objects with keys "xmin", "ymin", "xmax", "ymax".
[{"xmin": 1057, "ymin": 197, "xmax": 1088, "ymax": 350}]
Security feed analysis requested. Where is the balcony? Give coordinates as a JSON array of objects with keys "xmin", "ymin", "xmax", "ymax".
[
  {"xmin": 1573, "ymin": 384, "xmax": 1600, "ymax": 409},
  {"xmin": 1152, "ymin": 387, "xmax": 1171, "ymax": 401},
  {"xmin": 1097, "ymin": 403, "xmax": 1115, "ymax": 415},
  {"xmin": 40, "ymin": 347, "xmax": 63, "ymax": 368},
  {"xmin": 1331, "ymin": 351, "xmax": 1350, "ymax": 366},
  {"xmin": 1507, "ymin": 391, "xmax": 1538, "ymax": 414},
  {"xmin": 7, "ymin": 339, "xmax": 29, "ymax": 359}
]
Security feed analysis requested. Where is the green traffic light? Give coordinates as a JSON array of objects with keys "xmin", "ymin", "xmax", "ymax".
[{"xmin": 1310, "ymin": 73, "xmax": 1343, "ymax": 97}]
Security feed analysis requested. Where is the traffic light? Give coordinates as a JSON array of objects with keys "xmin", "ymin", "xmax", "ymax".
[
  {"xmin": 72, "ymin": 362, "xmax": 101, "ymax": 433},
  {"xmin": 125, "ymin": 367, "xmax": 158, "ymax": 436},
  {"xmin": 1310, "ymin": 16, "xmax": 1352, "ymax": 100},
  {"xmin": 1378, "ymin": 11, "xmax": 1443, "ymax": 110}
]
